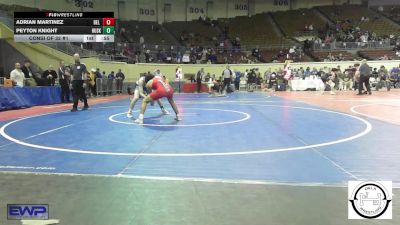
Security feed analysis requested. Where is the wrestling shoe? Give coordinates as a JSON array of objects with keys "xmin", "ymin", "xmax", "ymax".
[
  {"xmin": 161, "ymin": 108, "xmax": 170, "ymax": 115},
  {"xmin": 134, "ymin": 118, "xmax": 143, "ymax": 124},
  {"xmin": 175, "ymin": 115, "xmax": 182, "ymax": 121}
]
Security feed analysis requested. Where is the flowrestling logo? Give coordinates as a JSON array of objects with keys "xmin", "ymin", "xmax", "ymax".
[
  {"xmin": 348, "ymin": 181, "xmax": 392, "ymax": 219},
  {"xmin": 7, "ymin": 204, "xmax": 49, "ymax": 220}
]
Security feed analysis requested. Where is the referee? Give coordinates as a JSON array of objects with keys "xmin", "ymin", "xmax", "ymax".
[
  {"xmin": 71, "ymin": 53, "xmax": 89, "ymax": 112},
  {"xmin": 221, "ymin": 65, "xmax": 233, "ymax": 95},
  {"xmin": 357, "ymin": 59, "xmax": 372, "ymax": 95}
]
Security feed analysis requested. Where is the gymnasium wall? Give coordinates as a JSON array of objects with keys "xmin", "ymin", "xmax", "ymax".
[
  {"xmin": 368, "ymin": 0, "xmax": 400, "ymax": 6},
  {"xmin": 82, "ymin": 60, "xmax": 400, "ymax": 82},
  {"xmin": 0, "ymin": 0, "xmax": 367, "ymax": 23}
]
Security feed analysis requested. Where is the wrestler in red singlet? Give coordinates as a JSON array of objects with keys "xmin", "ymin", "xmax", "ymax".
[
  {"xmin": 149, "ymin": 76, "xmax": 174, "ymax": 101},
  {"xmin": 135, "ymin": 75, "xmax": 181, "ymax": 124}
]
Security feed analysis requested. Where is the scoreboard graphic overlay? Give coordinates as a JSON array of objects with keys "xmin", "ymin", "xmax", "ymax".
[{"xmin": 14, "ymin": 12, "xmax": 114, "ymax": 42}]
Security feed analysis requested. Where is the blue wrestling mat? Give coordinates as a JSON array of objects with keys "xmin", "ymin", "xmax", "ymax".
[{"xmin": 0, "ymin": 93, "xmax": 399, "ymax": 185}]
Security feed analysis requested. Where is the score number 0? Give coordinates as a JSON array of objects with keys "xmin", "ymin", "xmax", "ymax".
[{"xmin": 102, "ymin": 18, "xmax": 115, "ymax": 26}]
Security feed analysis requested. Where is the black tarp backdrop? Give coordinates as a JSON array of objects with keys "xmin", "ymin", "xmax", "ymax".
[{"xmin": 0, "ymin": 39, "xmax": 41, "ymax": 78}]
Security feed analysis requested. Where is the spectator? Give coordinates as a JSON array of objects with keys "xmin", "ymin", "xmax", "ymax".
[
  {"xmin": 247, "ymin": 68, "xmax": 256, "ymax": 92},
  {"xmin": 234, "ymin": 70, "xmax": 241, "ymax": 91},
  {"xmin": 304, "ymin": 67, "xmax": 311, "ymax": 78},
  {"xmin": 115, "ymin": 69, "xmax": 125, "ymax": 94},
  {"xmin": 101, "ymin": 71, "xmax": 108, "ymax": 96},
  {"xmin": 196, "ymin": 68, "xmax": 204, "ymax": 93},
  {"xmin": 95, "ymin": 68, "xmax": 102, "ymax": 79},
  {"xmin": 21, "ymin": 59, "xmax": 40, "ymax": 86},
  {"xmin": 377, "ymin": 65, "xmax": 390, "ymax": 91},
  {"xmin": 10, "ymin": 63, "xmax": 24, "ymax": 87},
  {"xmin": 255, "ymin": 73, "xmax": 263, "ymax": 86},
  {"xmin": 88, "ymin": 68, "xmax": 97, "ymax": 96},
  {"xmin": 108, "ymin": 71, "xmax": 115, "ymax": 95},
  {"xmin": 342, "ymin": 70, "xmax": 353, "ymax": 91},
  {"xmin": 42, "ymin": 65, "xmax": 57, "ymax": 86},
  {"xmin": 58, "ymin": 61, "xmax": 71, "ymax": 103},
  {"xmin": 371, "ymin": 68, "xmax": 379, "ymax": 78},
  {"xmin": 21, "ymin": 60, "xmax": 33, "ymax": 78},
  {"xmin": 139, "ymin": 36, "xmax": 144, "ymax": 45}
]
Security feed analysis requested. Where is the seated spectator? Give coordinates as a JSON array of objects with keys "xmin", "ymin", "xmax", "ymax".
[
  {"xmin": 10, "ymin": 63, "xmax": 24, "ymax": 87},
  {"xmin": 21, "ymin": 59, "xmax": 41, "ymax": 86},
  {"xmin": 252, "ymin": 47, "xmax": 260, "ymax": 59},
  {"xmin": 341, "ymin": 70, "xmax": 353, "ymax": 91},
  {"xmin": 379, "ymin": 55, "xmax": 389, "ymax": 60},
  {"xmin": 42, "ymin": 65, "xmax": 57, "ymax": 86},
  {"xmin": 21, "ymin": 60, "xmax": 33, "ymax": 79}
]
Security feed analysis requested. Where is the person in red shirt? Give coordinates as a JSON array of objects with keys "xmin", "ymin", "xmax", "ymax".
[{"xmin": 135, "ymin": 75, "xmax": 181, "ymax": 124}]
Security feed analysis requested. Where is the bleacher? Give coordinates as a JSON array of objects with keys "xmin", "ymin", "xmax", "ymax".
[
  {"xmin": 219, "ymin": 13, "xmax": 289, "ymax": 47},
  {"xmin": 319, "ymin": 5, "xmax": 400, "ymax": 36},
  {"xmin": 4, "ymin": 2, "xmax": 400, "ymax": 65},
  {"xmin": 164, "ymin": 20, "xmax": 221, "ymax": 47},
  {"xmin": 119, "ymin": 21, "xmax": 176, "ymax": 46},
  {"xmin": 216, "ymin": 52, "xmax": 246, "ymax": 64},
  {"xmin": 374, "ymin": 5, "xmax": 400, "ymax": 24},
  {"xmin": 260, "ymin": 49, "xmax": 313, "ymax": 63},
  {"xmin": 272, "ymin": 9, "xmax": 325, "ymax": 37},
  {"xmin": 359, "ymin": 49, "xmax": 400, "ymax": 60},
  {"xmin": 260, "ymin": 49, "xmax": 284, "ymax": 63},
  {"xmin": 311, "ymin": 51, "xmax": 354, "ymax": 62}
]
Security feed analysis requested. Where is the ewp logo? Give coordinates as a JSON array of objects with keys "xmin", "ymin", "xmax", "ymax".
[{"xmin": 7, "ymin": 204, "xmax": 49, "ymax": 220}]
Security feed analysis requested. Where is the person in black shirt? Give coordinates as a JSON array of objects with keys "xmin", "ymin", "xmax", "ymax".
[
  {"xmin": 95, "ymin": 68, "xmax": 102, "ymax": 79},
  {"xmin": 196, "ymin": 68, "xmax": 204, "ymax": 93},
  {"xmin": 42, "ymin": 65, "xmax": 58, "ymax": 86},
  {"xmin": 70, "ymin": 53, "xmax": 89, "ymax": 112},
  {"xmin": 21, "ymin": 60, "xmax": 33, "ymax": 79},
  {"xmin": 115, "ymin": 69, "xmax": 125, "ymax": 94},
  {"xmin": 268, "ymin": 72, "xmax": 277, "ymax": 89},
  {"xmin": 247, "ymin": 69, "xmax": 256, "ymax": 92},
  {"xmin": 58, "ymin": 61, "xmax": 71, "ymax": 103},
  {"xmin": 358, "ymin": 59, "xmax": 371, "ymax": 95},
  {"xmin": 21, "ymin": 59, "xmax": 44, "ymax": 86}
]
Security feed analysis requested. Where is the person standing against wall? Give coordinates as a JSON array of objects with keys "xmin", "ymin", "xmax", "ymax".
[
  {"xmin": 115, "ymin": 69, "xmax": 125, "ymax": 94},
  {"xmin": 234, "ymin": 70, "xmax": 241, "ymax": 91},
  {"xmin": 58, "ymin": 61, "xmax": 71, "ymax": 103},
  {"xmin": 88, "ymin": 68, "xmax": 97, "ymax": 97},
  {"xmin": 196, "ymin": 68, "xmax": 204, "ymax": 93},
  {"xmin": 107, "ymin": 71, "xmax": 115, "ymax": 95},
  {"xmin": 70, "ymin": 53, "xmax": 89, "ymax": 112}
]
